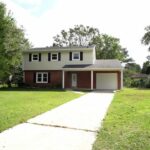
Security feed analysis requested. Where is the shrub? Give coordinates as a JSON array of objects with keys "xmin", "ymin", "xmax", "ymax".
[{"xmin": 145, "ymin": 78, "xmax": 150, "ymax": 88}]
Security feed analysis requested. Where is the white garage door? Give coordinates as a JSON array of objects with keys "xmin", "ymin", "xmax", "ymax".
[{"xmin": 96, "ymin": 73, "xmax": 118, "ymax": 90}]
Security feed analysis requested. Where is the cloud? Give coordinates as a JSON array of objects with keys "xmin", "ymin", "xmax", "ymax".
[
  {"xmin": 10, "ymin": 0, "xmax": 58, "ymax": 16},
  {"xmin": 12, "ymin": 0, "xmax": 42, "ymax": 6}
]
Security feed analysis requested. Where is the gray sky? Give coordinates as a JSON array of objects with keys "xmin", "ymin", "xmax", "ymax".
[{"xmin": 2, "ymin": 0, "xmax": 150, "ymax": 66}]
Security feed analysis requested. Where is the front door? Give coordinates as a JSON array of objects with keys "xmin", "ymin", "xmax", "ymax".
[{"xmin": 71, "ymin": 73, "xmax": 77, "ymax": 87}]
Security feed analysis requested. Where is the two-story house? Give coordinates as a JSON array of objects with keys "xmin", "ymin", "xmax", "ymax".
[{"xmin": 22, "ymin": 46, "xmax": 123, "ymax": 90}]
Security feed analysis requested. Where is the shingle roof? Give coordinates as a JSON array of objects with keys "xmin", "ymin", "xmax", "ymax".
[
  {"xmin": 63, "ymin": 59, "xmax": 122, "ymax": 69},
  {"xmin": 90, "ymin": 60, "xmax": 122, "ymax": 68},
  {"xmin": 131, "ymin": 74, "xmax": 148, "ymax": 79},
  {"xmin": 63, "ymin": 64, "xmax": 91, "ymax": 68},
  {"xmin": 23, "ymin": 46, "xmax": 95, "ymax": 52}
]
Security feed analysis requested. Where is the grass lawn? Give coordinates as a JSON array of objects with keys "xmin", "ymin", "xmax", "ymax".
[
  {"xmin": 0, "ymin": 88, "xmax": 82, "ymax": 132},
  {"xmin": 93, "ymin": 88, "xmax": 150, "ymax": 150}
]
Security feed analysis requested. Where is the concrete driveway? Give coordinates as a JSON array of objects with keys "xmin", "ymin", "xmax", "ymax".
[{"xmin": 0, "ymin": 91, "xmax": 114, "ymax": 150}]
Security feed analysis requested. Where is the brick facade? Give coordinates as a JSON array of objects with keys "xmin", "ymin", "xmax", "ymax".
[
  {"xmin": 24, "ymin": 70, "xmax": 121, "ymax": 90},
  {"xmin": 65, "ymin": 71, "xmax": 121, "ymax": 89},
  {"xmin": 24, "ymin": 70, "xmax": 62, "ymax": 87},
  {"xmin": 64, "ymin": 71, "xmax": 91, "ymax": 89}
]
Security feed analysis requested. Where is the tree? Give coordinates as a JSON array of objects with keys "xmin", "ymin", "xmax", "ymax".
[
  {"xmin": 123, "ymin": 63, "xmax": 141, "ymax": 87},
  {"xmin": 142, "ymin": 61, "xmax": 150, "ymax": 74},
  {"xmin": 53, "ymin": 25, "xmax": 132, "ymax": 62},
  {"xmin": 142, "ymin": 26, "xmax": 150, "ymax": 51},
  {"xmin": 125, "ymin": 63, "xmax": 141, "ymax": 73},
  {"xmin": 53, "ymin": 25, "xmax": 100, "ymax": 47},
  {"xmin": 0, "ymin": 2, "xmax": 30, "ymax": 85},
  {"xmin": 92, "ymin": 34, "xmax": 133, "ymax": 62}
]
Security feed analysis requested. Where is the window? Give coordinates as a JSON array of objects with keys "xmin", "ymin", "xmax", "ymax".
[
  {"xmin": 36, "ymin": 72, "xmax": 48, "ymax": 83},
  {"xmin": 72, "ymin": 52, "xmax": 80, "ymax": 60},
  {"xmin": 32, "ymin": 54, "xmax": 39, "ymax": 61},
  {"xmin": 51, "ymin": 53, "xmax": 58, "ymax": 61},
  {"xmin": 48, "ymin": 52, "xmax": 61, "ymax": 61}
]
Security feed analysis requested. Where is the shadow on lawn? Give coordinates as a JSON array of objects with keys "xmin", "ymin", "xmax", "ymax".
[
  {"xmin": 137, "ymin": 88, "xmax": 150, "ymax": 90},
  {"xmin": 0, "ymin": 87, "xmax": 66, "ymax": 92},
  {"xmin": 0, "ymin": 87, "xmax": 91, "ymax": 93}
]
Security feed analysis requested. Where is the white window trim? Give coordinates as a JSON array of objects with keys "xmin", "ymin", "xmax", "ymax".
[
  {"xmin": 51, "ymin": 53, "xmax": 58, "ymax": 61},
  {"xmin": 36, "ymin": 72, "xmax": 48, "ymax": 83},
  {"xmin": 32, "ymin": 53, "xmax": 39, "ymax": 61},
  {"xmin": 72, "ymin": 52, "xmax": 80, "ymax": 60}
]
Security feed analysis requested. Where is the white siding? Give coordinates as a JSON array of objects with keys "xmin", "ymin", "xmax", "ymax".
[{"xmin": 23, "ymin": 50, "xmax": 94, "ymax": 70}]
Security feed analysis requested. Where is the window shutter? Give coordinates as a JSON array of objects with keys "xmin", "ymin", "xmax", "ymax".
[
  {"xmin": 29, "ymin": 53, "xmax": 32, "ymax": 62},
  {"xmin": 48, "ymin": 53, "xmax": 51, "ymax": 61},
  {"xmin": 33, "ymin": 72, "xmax": 36, "ymax": 83},
  {"xmin": 48, "ymin": 73, "xmax": 51, "ymax": 83},
  {"xmin": 58, "ymin": 52, "xmax": 61, "ymax": 61},
  {"xmin": 39, "ymin": 53, "xmax": 41, "ymax": 61},
  {"xmin": 80, "ymin": 52, "xmax": 83, "ymax": 61},
  {"xmin": 69, "ymin": 52, "xmax": 72, "ymax": 61}
]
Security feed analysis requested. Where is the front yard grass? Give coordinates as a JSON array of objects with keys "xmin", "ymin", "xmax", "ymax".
[
  {"xmin": 0, "ymin": 88, "xmax": 81, "ymax": 132},
  {"xmin": 93, "ymin": 88, "xmax": 150, "ymax": 150}
]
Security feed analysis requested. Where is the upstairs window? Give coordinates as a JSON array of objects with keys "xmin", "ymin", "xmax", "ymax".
[
  {"xmin": 72, "ymin": 52, "xmax": 80, "ymax": 60},
  {"xmin": 32, "ymin": 54, "xmax": 39, "ymax": 61},
  {"xmin": 69, "ymin": 52, "xmax": 83, "ymax": 61},
  {"xmin": 48, "ymin": 52, "xmax": 61, "ymax": 61},
  {"xmin": 51, "ymin": 53, "xmax": 58, "ymax": 61},
  {"xmin": 29, "ymin": 53, "xmax": 41, "ymax": 61},
  {"xmin": 36, "ymin": 72, "xmax": 48, "ymax": 83}
]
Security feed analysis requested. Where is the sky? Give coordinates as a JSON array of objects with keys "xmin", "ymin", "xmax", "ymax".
[{"xmin": 2, "ymin": 0, "xmax": 150, "ymax": 66}]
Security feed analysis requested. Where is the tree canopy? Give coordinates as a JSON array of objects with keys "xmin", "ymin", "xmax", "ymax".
[
  {"xmin": 142, "ymin": 26, "xmax": 150, "ymax": 51},
  {"xmin": 142, "ymin": 61, "xmax": 150, "ymax": 74},
  {"xmin": 53, "ymin": 25, "xmax": 100, "ymax": 47},
  {"xmin": 92, "ymin": 34, "xmax": 132, "ymax": 62},
  {"xmin": 141, "ymin": 26, "xmax": 150, "ymax": 74},
  {"xmin": 123, "ymin": 63, "xmax": 141, "ymax": 87},
  {"xmin": 0, "ymin": 2, "xmax": 30, "ymax": 83},
  {"xmin": 53, "ymin": 25, "xmax": 132, "ymax": 62},
  {"xmin": 125, "ymin": 63, "xmax": 141, "ymax": 73}
]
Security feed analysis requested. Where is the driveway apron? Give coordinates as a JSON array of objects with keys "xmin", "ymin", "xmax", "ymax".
[{"xmin": 0, "ymin": 91, "xmax": 114, "ymax": 150}]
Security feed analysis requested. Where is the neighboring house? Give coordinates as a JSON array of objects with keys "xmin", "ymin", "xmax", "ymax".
[
  {"xmin": 131, "ymin": 74, "xmax": 149, "ymax": 79},
  {"xmin": 22, "ymin": 46, "xmax": 123, "ymax": 90}
]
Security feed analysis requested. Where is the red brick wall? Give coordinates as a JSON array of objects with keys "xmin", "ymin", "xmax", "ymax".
[
  {"xmin": 93, "ymin": 71, "xmax": 121, "ymax": 89},
  {"xmin": 24, "ymin": 70, "xmax": 121, "ymax": 89},
  {"xmin": 65, "ymin": 72, "xmax": 71, "ymax": 88},
  {"xmin": 24, "ymin": 70, "xmax": 62, "ymax": 87},
  {"xmin": 51, "ymin": 70, "xmax": 62, "ymax": 86},
  {"xmin": 117, "ymin": 71, "xmax": 121, "ymax": 89},
  {"xmin": 78, "ymin": 71, "xmax": 91, "ymax": 88},
  {"xmin": 64, "ymin": 71, "xmax": 91, "ymax": 89},
  {"xmin": 24, "ymin": 71, "xmax": 34, "ymax": 84}
]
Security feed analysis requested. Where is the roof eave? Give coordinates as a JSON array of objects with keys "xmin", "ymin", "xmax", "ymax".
[
  {"xmin": 62, "ymin": 68, "xmax": 123, "ymax": 71},
  {"xmin": 23, "ymin": 46, "xmax": 95, "ymax": 53}
]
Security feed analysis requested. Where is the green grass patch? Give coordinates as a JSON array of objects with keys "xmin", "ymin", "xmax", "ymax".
[
  {"xmin": 0, "ymin": 88, "xmax": 81, "ymax": 132},
  {"xmin": 93, "ymin": 88, "xmax": 150, "ymax": 150}
]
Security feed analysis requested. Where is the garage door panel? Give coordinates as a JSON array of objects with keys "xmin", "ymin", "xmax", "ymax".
[{"xmin": 96, "ymin": 73, "xmax": 117, "ymax": 90}]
